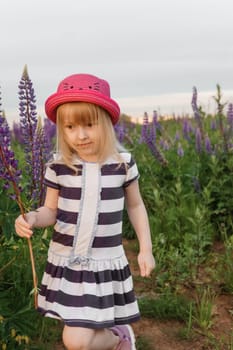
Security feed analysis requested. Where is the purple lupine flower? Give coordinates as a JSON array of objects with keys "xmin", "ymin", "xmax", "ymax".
[
  {"xmin": 191, "ymin": 87, "xmax": 204, "ymax": 140},
  {"xmin": 159, "ymin": 138, "xmax": 170, "ymax": 151},
  {"xmin": 191, "ymin": 87, "xmax": 200, "ymax": 122},
  {"xmin": 150, "ymin": 110, "xmax": 160, "ymax": 142},
  {"xmin": 43, "ymin": 117, "xmax": 56, "ymax": 140},
  {"xmin": 182, "ymin": 118, "xmax": 193, "ymax": 141},
  {"xmin": 43, "ymin": 117, "xmax": 56, "ymax": 155},
  {"xmin": 18, "ymin": 65, "xmax": 38, "ymax": 197},
  {"xmin": 192, "ymin": 176, "xmax": 201, "ymax": 193},
  {"xmin": 139, "ymin": 112, "xmax": 149, "ymax": 143},
  {"xmin": 205, "ymin": 134, "xmax": 213, "ymax": 154},
  {"xmin": 114, "ymin": 122, "xmax": 125, "ymax": 144},
  {"xmin": 18, "ymin": 66, "xmax": 38, "ymax": 144},
  {"xmin": 177, "ymin": 143, "xmax": 184, "ymax": 157},
  {"xmin": 12, "ymin": 121, "xmax": 25, "ymax": 144},
  {"xmin": 31, "ymin": 119, "xmax": 52, "ymax": 207},
  {"xmin": 139, "ymin": 111, "xmax": 168, "ymax": 166},
  {"xmin": 18, "ymin": 66, "xmax": 37, "ymax": 136},
  {"xmin": 195, "ymin": 127, "xmax": 202, "ymax": 153},
  {"xmin": 114, "ymin": 121, "xmax": 134, "ymax": 145},
  {"xmin": 210, "ymin": 118, "xmax": 217, "ymax": 130},
  {"xmin": 146, "ymin": 138, "xmax": 168, "ymax": 166},
  {"xmin": 0, "ymin": 115, "xmax": 22, "ymax": 196},
  {"xmin": 227, "ymin": 103, "xmax": 233, "ymax": 132},
  {"xmin": 0, "ymin": 81, "xmax": 38, "ymax": 307},
  {"xmin": 0, "ymin": 92, "xmax": 21, "ymax": 189}
]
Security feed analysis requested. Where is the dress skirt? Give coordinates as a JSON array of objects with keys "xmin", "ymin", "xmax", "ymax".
[{"xmin": 37, "ymin": 153, "xmax": 141, "ymax": 328}]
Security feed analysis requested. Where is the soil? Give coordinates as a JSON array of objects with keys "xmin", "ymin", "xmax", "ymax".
[
  {"xmin": 125, "ymin": 239, "xmax": 233, "ymax": 350},
  {"xmin": 131, "ymin": 289, "xmax": 233, "ymax": 350},
  {"xmin": 55, "ymin": 239, "xmax": 233, "ymax": 350}
]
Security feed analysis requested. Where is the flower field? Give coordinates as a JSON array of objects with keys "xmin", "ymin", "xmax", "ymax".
[{"xmin": 0, "ymin": 67, "xmax": 233, "ymax": 349}]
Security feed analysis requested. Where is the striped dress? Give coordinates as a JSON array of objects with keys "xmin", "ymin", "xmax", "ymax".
[{"xmin": 37, "ymin": 152, "xmax": 141, "ymax": 328}]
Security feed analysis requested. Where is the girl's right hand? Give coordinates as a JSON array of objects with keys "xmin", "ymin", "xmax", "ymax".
[{"xmin": 15, "ymin": 212, "xmax": 37, "ymax": 239}]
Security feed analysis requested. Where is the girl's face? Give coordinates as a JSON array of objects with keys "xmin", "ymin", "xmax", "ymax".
[{"xmin": 63, "ymin": 117, "xmax": 101, "ymax": 162}]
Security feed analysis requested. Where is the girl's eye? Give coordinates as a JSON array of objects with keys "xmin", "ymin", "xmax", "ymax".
[{"xmin": 66, "ymin": 125, "xmax": 73, "ymax": 129}]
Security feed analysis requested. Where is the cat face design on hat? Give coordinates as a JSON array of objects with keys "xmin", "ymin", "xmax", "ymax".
[
  {"xmin": 45, "ymin": 74, "xmax": 120, "ymax": 125},
  {"xmin": 62, "ymin": 78, "xmax": 102, "ymax": 93}
]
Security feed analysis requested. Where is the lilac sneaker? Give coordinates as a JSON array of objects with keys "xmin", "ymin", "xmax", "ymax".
[{"xmin": 111, "ymin": 325, "xmax": 136, "ymax": 350}]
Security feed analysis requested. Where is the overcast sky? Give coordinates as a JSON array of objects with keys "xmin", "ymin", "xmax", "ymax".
[{"xmin": 1, "ymin": 0, "xmax": 233, "ymax": 122}]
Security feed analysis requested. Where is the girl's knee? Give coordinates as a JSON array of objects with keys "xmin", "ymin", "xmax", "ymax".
[
  {"xmin": 62, "ymin": 326, "xmax": 94, "ymax": 350},
  {"xmin": 63, "ymin": 335, "xmax": 92, "ymax": 350}
]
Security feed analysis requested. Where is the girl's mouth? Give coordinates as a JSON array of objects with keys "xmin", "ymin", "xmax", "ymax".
[{"xmin": 77, "ymin": 143, "xmax": 92, "ymax": 148}]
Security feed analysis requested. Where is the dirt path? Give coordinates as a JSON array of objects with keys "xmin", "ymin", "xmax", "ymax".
[{"xmin": 125, "ymin": 239, "xmax": 233, "ymax": 350}]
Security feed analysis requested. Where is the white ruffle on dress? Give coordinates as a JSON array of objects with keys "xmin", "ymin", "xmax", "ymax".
[{"xmin": 37, "ymin": 152, "xmax": 140, "ymax": 328}]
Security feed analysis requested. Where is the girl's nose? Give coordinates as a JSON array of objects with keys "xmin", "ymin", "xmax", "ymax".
[{"xmin": 76, "ymin": 126, "xmax": 87, "ymax": 139}]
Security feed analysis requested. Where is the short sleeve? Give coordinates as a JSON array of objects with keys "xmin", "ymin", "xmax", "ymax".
[
  {"xmin": 123, "ymin": 154, "xmax": 140, "ymax": 187},
  {"xmin": 43, "ymin": 164, "xmax": 60, "ymax": 190}
]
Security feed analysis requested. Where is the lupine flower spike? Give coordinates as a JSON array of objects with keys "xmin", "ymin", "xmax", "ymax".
[
  {"xmin": 0, "ymin": 113, "xmax": 38, "ymax": 308},
  {"xmin": 205, "ymin": 134, "xmax": 213, "ymax": 154},
  {"xmin": 227, "ymin": 103, "xmax": 233, "ymax": 140},
  {"xmin": 18, "ymin": 65, "xmax": 38, "ymax": 201},
  {"xmin": 140, "ymin": 112, "xmax": 168, "ymax": 166},
  {"xmin": 150, "ymin": 110, "xmax": 158, "ymax": 142},
  {"xmin": 195, "ymin": 128, "xmax": 202, "ymax": 153},
  {"xmin": 140, "ymin": 112, "xmax": 149, "ymax": 143},
  {"xmin": 182, "ymin": 118, "xmax": 193, "ymax": 141},
  {"xmin": 191, "ymin": 87, "xmax": 204, "ymax": 141},
  {"xmin": 145, "ymin": 137, "xmax": 168, "ymax": 166},
  {"xmin": 177, "ymin": 143, "xmax": 184, "ymax": 157},
  {"xmin": 32, "ymin": 117, "xmax": 52, "ymax": 206},
  {"xmin": 213, "ymin": 84, "xmax": 228, "ymax": 152},
  {"xmin": 114, "ymin": 122, "xmax": 125, "ymax": 143}
]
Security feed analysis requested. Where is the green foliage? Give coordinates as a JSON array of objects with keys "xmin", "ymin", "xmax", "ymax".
[
  {"xmin": 192, "ymin": 286, "xmax": 216, "ymax": 333},
  {"xmin": 136, "ymin": 336, "xmax": 155, "ymax": 350},
  {"xmin": 138, "ymin": 291, "xmax": 191, "ymax": 321},
  {"xmin": 1, "ymin": 84, "xmax": 233, "ymax": 347},
  {"xmin": 0, "ymin": 231, "xmax": 52, "ymax": 349},
  {"xmin": 201, "ymin": 154, "xmax": 233, "ymax": 237},
  {"xmin": 217, "ymin": 234, "xmax": 233, "ymax": 293},
  {"xmin": 0, "ymin": 186, "xmax": 19, "ymax": 240}
]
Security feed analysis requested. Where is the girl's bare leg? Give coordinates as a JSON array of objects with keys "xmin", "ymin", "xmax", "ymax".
[{"xmin": 62, "ymin": 325, "xmax": 119, "ymax": 350}]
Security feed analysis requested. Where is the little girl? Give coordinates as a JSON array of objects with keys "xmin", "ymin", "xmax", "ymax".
[{"xmin": 15, "ymin": 73, "xmax": 155, "ymax": 350}]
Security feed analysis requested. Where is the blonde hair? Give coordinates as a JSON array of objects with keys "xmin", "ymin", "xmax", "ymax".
[{"xmin": 56, "ymin": 102, "xmax": 123, "ymax": 172}]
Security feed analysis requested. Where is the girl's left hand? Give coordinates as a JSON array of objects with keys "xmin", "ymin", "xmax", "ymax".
[{"xmin": 137, "ymin": 252, "xmax": 156, "ymax": 277}]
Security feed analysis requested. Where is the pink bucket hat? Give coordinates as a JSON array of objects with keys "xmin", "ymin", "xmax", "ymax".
[{"xmin": 45, "ymin": 73, "xmax": 120, "ymax": 124}]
